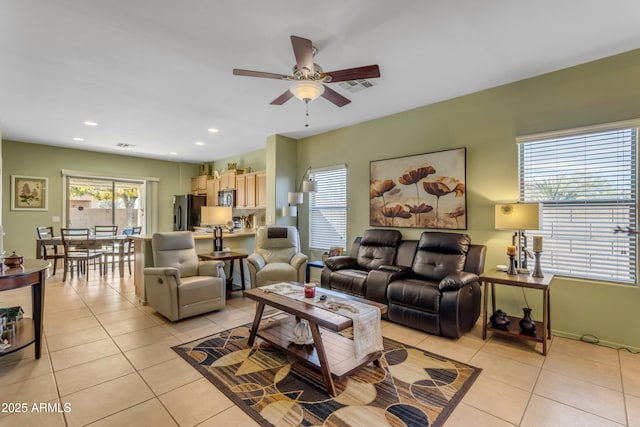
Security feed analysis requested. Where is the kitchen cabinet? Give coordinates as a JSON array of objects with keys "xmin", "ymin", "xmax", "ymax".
[
  {"xmin": 256, "ymin": 171, "xmax": 267, "ymax": 208},
  {"xmin": 206, "ymin": 178, "xmax": 220, "ymax": 206},
  {"xmin": 236, "ymin": 174, "xmax": 247, "ymax": 208},
  {"xmin": 245, "ymin": 173, "xmax": 257, "ymax": 208},
  {"xmin": 235, "ymin": 170, "xmax": 266, "ymax": 209},
  {"xmin": 219, "ymin": 170, "xmax": 237, "ymax": 190},
  {"xmin": 191, "ymin": 175, "xmax": 211, "ymax": 194}
]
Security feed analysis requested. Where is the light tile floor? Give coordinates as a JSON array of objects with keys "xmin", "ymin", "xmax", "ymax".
[{"xmin": 0, "ymin": 271, "xmax": 638, "ymax": 426}]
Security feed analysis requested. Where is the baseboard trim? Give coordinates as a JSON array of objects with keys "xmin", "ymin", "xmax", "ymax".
[{"xmin": 552, "ymin": 329, "xmax": 640, "ymax": 353}]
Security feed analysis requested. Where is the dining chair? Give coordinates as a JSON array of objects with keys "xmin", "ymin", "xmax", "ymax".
[
  {"xmin": 94, "ymin": 225, "xmax": 118, "ymax": 273},
  {"xmin": 121, "ymin": 226, "xmax": 142, "ymax": 274},
  {"xmin": 36, "ymin": 226, "xmax": 64, "ymax": 275},
  {"xmin": 60, "ymin": 228, "xmax": 105, "ymax": 281}
]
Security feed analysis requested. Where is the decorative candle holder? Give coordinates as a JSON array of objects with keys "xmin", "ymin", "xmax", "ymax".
[
  {"xmin": 532, "ymin": 251, "xmax": 544, "ymax": 278},
  {"xmin": 507, "ymin": 255, "xmax": 517, "ymax": 275}
]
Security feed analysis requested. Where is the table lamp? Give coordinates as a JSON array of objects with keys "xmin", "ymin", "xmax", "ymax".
[
  {"xmin": 495, "ymin": 202, "xmax": 541, "ymax": 271},
  {"xmin": 201, "ymin": 206, "xmax": 233, "ymax": 253}
]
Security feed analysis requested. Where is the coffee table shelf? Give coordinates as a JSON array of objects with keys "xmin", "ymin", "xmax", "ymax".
[
  {"xmin": 256, "ymin": 314, "xmax": 374, "ymax": 378},
  {"xmin": 244, "ymin": 283, "xmax": 387, "ymax": 396}
]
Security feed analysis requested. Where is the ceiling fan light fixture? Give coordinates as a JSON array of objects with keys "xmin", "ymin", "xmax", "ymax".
[{"xmin": 289, "ymin": 80, "xmax": 324, "ymax": 102}]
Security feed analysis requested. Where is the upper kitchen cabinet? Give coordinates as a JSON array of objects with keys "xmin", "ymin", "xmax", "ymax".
[
  {"xmin": 236, "ymin": 170, "xmax": 266, "ymax": 209},
  {"xmin": 219, "ymin": 170, "xmax": 237, "ymax": 190},
  {"xmin": 206, "ymin": 178, "xmax": 220, "ymax": 206},
  {"xmin": 191, "ymin": 175, "xmax": 211, "ymax": 195}
]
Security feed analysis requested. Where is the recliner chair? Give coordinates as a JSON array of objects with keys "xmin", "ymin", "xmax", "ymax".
[
  {"xmin": 144, "ymin": 232, "xmax": 226, "ymax": 321},
  {"xmin": 246, "ymin": 226, "xmax": 307, "ymax": 287},
  {"xmin": 321, "ymin": 229, "xmax": 402, "ymax": 297}
]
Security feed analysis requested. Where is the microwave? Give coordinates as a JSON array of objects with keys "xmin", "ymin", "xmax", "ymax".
[{"xmin": 218, "ymin": 189, "xmax": 235, "ymax": 207}]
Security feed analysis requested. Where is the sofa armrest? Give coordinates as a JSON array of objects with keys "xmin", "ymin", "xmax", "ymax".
[
  {"xmin": 247, "ymin": 253, "xmax": 266, "ymax": 272},
  {"xmin": 324, "ymin": 256, "xmax": 359, "ymax": 271},
  {"xmin": 366, "ymin": 267, "xmax": 411, "ymax": 304},
  {"xmin": 439, "ymin": 271, "xmax": 479, "ymax": 291},
  {"xmin": 144, "ymin": 266, "xmax": 180, "ymax": 280},
  {"xmin": 290, "ymin": 253, "xmax": 308, "ymax": 270},
  {"xmin": 198, "ymin": 260, "xmax": 226, "ymax": 278}
]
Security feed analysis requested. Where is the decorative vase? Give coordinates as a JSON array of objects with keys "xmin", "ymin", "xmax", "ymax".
[
  {"xmin": 519, "ymin": 307, "xmax": 536, "ymax": 334},
  {"xmin": 490, "ymin": 309, "xmax": 510, "ymax": 329}
]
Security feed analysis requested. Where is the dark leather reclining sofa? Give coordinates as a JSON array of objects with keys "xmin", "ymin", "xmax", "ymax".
[{"xmin": 320, "ymin": 229, "xmax": 486, "ymax": 338}]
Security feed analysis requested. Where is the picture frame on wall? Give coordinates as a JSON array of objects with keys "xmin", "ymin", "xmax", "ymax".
[
  {"xmin": 370, "ymin": 147, "xmax": 466, "ymax": 229},
  {"xmin": 11, "ymin": 175, "xmax": 48, "ymax": 211}
]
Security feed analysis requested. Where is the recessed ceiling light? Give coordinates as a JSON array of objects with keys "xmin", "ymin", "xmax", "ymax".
[
  {"xmin": 73, "ymin": 137, "xmax": 84, "ymax": 142},
  {"xmin": 207, "ymin": 128, "xmax": 219, "ymax": 133},
  {"xmin": 169, "ymin": 152, "xmax": 178, "ymax": 156},
  {"xmin": 84, "ymin": 121, "xmax": 98, "ymax": 126},
  {"xmin": 195, "ymin": 141, "xmax": 204, "ymax": 146}
]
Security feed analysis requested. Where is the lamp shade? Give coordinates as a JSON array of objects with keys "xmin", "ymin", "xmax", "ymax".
[
  {"xmin": 201, "ymin": 206, "xmax": 233, "ymax": 226},
  {"xmin": 302, "ymin": 179, "xmax": 317, "ymax": 192},
  {"xmin": 289, "ymin": 80, "xmax": 325, "ymax": 101},
  {"xmin": 495, "ymin": 203, "xmax": 541, "ymax": 230},
  {"xmin": 287, "ymin": 192, "xmax": 303, "ymax": 205},
  {"xmin": 282, "ymin": 205, "xmax": 298, "ymax": 217}
]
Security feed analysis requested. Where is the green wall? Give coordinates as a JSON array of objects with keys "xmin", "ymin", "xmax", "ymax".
[
  {"xmin": 296, "ymin": 49, "xmax": 640, "ymax": 350},
  {"xmin": 211, "ymin": 148, "xmax": 266, "ymax": 175},
  {"xmin": 2, "ymin": 140, "xmax": 200, "ymax": 258}
]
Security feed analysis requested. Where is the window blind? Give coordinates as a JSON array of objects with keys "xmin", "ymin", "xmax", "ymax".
[
  {"xmin": 309, "ymin": 166, "xmax": 347, "ymax": 250},
  {"xmin": 518, "ymin": 126, "xmax": 637, "ymax": 283}
]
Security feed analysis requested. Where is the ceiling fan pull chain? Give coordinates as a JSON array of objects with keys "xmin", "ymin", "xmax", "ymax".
[{"xmin": 305, "ymin": 99, "xmax": 310, "ymax": 127}]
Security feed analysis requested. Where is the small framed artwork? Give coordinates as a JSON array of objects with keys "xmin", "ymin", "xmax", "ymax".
[
  {"xmin": 11, "ymin": 175, "xmax": 48, "ymax": 211},
  {"xmin": 328, "ymin": 246, "xmax": 344, "ymax": 257}
]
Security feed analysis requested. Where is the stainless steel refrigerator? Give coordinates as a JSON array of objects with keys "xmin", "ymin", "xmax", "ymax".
[{"xmin": 173, "ymin": 194, "xmax": 206, "ymax": 231}]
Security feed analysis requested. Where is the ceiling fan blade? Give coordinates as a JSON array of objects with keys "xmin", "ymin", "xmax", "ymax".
[
  {"xmin": 270, "ymin": 90, "xmax": 294, "ymax": 105},
  {"xmin": 321, "ymin": 85, "xmax": 351, "ymax": 107},
  {"xmin": 322, "ymin": 64, "xmax": 380, "ymax": 82},
  {"xmin": 233, "ymin": 69, "xmax": 289, "ymax": 80},
  {"xmin": 290, "ymin": 35, "xmax": 314, "ymax": 74}
]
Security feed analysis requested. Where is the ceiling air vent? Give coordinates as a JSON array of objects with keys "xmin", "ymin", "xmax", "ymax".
[
  {"xmin": 337, "ymin": 79, "xmax": 377, "ymax": 93},
  {"xmin": 115, "ymin": 143, "xmax": 136, "ymax": 149}
]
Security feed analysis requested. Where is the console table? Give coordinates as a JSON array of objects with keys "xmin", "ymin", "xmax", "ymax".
[
  {"xmin": 0, "ymin": 259, "xmax": 49, "ymax": 359},
  {"xmin": 480, "ymin": 270, "xmax": 553, "ymax": 355}
]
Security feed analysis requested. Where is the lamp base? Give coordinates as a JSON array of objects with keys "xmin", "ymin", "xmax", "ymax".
[{"xmin": 213, "ymin": 226, "xmax": 224, "ymax": 252}]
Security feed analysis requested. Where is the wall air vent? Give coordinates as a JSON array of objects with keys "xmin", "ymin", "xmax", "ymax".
[
  {"xmin": 115, "ymin": 143, "xmax": 136, "ymax": 149},
  {"xmin": 337, "ymin": 79, "xmax": 377, "ymax": 93}
]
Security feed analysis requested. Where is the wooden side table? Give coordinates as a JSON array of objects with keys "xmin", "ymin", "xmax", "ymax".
[
  {"xmin": 199, "ymin": 251, "xmax": 248, "ymax": 295},
  {"xmin": 480, "ymin": 270, "xmax": 553, "ymax": 355},
  {"xmin": 0, "ymin": 259, "xmax": 50, "ymax": 359}
]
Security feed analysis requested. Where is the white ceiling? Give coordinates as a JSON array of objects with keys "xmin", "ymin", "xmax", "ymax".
[{"xmin": 1, "ymin": 1, "xmax": 639, "ymax": 163}]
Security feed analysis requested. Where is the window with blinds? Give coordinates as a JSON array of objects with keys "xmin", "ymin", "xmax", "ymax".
[
  {"xmin": 309, "ymin": 166, "xmax": 347, "ymax": 251},
  {"xmin": 518, "ymin": 123, "xmax": 637, "ymax": 284}
]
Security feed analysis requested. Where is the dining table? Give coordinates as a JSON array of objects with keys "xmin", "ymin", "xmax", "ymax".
[{"xmin": 35, "ymin": 235, "xmax": 132, "ymax": 278}]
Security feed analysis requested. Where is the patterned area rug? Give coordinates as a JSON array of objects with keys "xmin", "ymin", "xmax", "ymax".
[{"xmin": 173, "ymin": 321, "xmax": 480, "ymax": 427}]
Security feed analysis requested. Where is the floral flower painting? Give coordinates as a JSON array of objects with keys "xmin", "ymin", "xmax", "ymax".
[
  {"xmin": 370, "ymin": 148, "xmax": 466, "ymax": 229},
  {"xmin": 11, "ymin": 176, "xmax": 48, "ymax": 211}
]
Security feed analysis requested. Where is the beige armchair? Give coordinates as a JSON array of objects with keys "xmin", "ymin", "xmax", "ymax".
[
  {"xmin": 247, "ymin": 226, "xmax": 307, "ymax": 287},
  {"xmin": 144, "ymin": 232, "xmax": 225, "ymax": 321}
]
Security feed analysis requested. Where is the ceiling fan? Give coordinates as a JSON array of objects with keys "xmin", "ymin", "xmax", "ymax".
[{"xmin": 233, "ymin": 35, "xmax": 381, "ymax": 109}]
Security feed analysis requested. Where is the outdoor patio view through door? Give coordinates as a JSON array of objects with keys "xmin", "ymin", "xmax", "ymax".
[{"xmin": 66, "ymin": 176, "xmax": 144, "ymax": 233}]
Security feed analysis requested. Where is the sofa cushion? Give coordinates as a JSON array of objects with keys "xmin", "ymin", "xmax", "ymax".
[
  {"xmin": 387, "ymin": 279, "xmax": 441, "ymax": 314},
  {"xmin": 327, "ymin": 269, "xmax": 368, "ymax": 296},
  {"xmin": 411, "ymin": 232, "xmax": 470, "ymax": 282},
  {"xmin": 356, "ymin": 229, "xmax": 402, "ymax": 270}
]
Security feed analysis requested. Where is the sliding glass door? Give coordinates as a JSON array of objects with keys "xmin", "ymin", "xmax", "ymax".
[{"xmin": 66, "ymin": 176, "xmax": 144, "ymax": 233}]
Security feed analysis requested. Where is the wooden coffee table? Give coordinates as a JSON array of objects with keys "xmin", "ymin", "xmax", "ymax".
[{"xmin": 243, "ymin": 282, "xmax": 387, "ymax": 396}]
